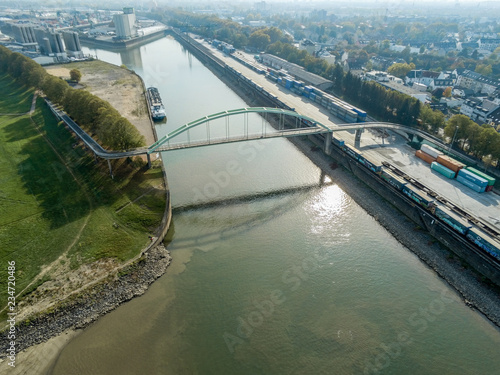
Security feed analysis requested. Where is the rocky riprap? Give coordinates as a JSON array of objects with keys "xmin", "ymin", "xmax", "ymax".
[{"xmin": 0, "ymin": 245, "xmax": 171, "ymax": 356}]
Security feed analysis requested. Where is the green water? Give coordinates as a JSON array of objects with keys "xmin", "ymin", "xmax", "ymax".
[{"xmin": 49, "ymin": 37, "xmax": 500, "ymax": 374}]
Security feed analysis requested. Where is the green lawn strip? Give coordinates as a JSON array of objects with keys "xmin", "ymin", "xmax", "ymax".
[
  {"xmin": 0, "ymin": 74, "xmax": 166, "ymax": 322},
  {"xmin": 0, "ymin": 73, "xmax": 33, "ymax": 113},
  {"xmin": 0, "ymin": 110, "xmax": 87, "ymax": 320}
]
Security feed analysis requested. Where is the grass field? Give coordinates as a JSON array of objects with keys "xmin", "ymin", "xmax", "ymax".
[{"xmin": 0, "ymin": 73, "xmax": 166, "ymax": 322}]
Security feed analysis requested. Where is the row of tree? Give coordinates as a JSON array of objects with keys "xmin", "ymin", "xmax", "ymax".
[
  {"xmin": 161, "ymin": 9, "xmax": 500, "ymax": 167},
  {"xmin": 444, "ymin": 115, "xmax": 500, "ymax": 162},
  {"xmin": 0, "ymin": 46, "xmax": 145, "ymax": 151}
]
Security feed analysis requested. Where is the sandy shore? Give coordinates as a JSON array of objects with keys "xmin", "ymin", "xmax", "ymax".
[
  {"xmin": 45, "ymin": 61, "xmax": 156, "ymax": 146},
  {"xmin": 0, "ymin": 330, "xmax": 79, "ymax": 375}
]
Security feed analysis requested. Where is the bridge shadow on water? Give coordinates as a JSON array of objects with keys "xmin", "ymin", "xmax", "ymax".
[{"xmin": 169, "ymin": 178, "xmax": 333, "ymax": 248}]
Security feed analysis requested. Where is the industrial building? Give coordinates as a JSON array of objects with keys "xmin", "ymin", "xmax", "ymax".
[
  {"xmin": 11, "ymin": 24, "xmax": 37, "ymax": 44},
  {"xmin": 62, "ymin": 31, "xmax": 84, "ymax": 58},
  {"xmin": 260, "ymin": 53, "xmax": 333, "ymax": 90},
  {"xmin": 113, "ymin": 7, "xmax": 137, "ymax": 39}
]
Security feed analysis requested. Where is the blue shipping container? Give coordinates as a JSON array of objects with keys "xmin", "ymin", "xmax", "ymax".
[
  {"xmin": 456, "ymin": 175, "xmax": 486, "ymax": 193},
  {"xmin": 458, "ymin": 169, "xmax": 488, "ymax": 188}
]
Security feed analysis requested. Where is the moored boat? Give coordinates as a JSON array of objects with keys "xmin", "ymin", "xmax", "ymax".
[{"xmin": 146, "ymin": 87, "xmax": 166, "ymax": 121}]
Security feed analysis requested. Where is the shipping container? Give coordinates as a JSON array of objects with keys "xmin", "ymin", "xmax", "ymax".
[
  {"xmin": 434, "ymin": 206, "xmax": 471, "ymax": 235},
  {"xmin": 415, "ymin": 150, "xmax": 436, "ymax": 164},
  {"xmin": 436, "ymin": 155, "xmax": 465, "ymax": 174},
  {"xmin": 466, "ymin": 227, "xmax": 500, "ymax": 260},
  {"xmin": 458, "ymin": 169, "xmax": 488, "ymax": 188},
  {"xmin": 456, "ymin": 175, "xmax": 486, "ymax": 193},
  {"xmin": 431, "ymin": 162, "xmax": 455, "ymax": 179},
  {"xmin": 381, "ymin": 169, "xmax": 407, "ymax": 190},
  {"xmin": 421, "ymin": 144, "xmax": 442, "ymax": 159},
  {"xmin": 402, "ymin": 185, "xmax": 434, "ymax": 209},
  {"xmin": 466, "ymin": 167, "xmax": 496, "ymax": 186}
]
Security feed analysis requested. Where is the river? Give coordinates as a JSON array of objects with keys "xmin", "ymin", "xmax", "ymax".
[{"xmin": 49, "ymin": 36, "xmax": 500, "ymax": 375}]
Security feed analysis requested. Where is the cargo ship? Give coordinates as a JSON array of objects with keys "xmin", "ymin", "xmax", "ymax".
[{"xmin": 146, "ymin": 87, "xmax": 166, "ymax": 121}]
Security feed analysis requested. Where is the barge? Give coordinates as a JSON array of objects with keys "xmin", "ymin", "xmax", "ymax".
[{"xmin": 147, "ymin": 87, "xmax": 166, "ymax": 121}]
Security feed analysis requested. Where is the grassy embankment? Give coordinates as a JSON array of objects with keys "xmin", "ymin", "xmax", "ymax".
[{"xmin": 0, "ymin": 72, "xmax": 166, "ymax": 323}]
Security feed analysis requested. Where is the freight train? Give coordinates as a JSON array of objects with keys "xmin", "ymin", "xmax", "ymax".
[
  {"xmin": 283, "ymin": 121, "xmax": 499, "ymax": 263},
  {"xmin": 334, "ymin": 139, "xmax": 500, "ymax": 263},
  {"xmin": 224, "ymin": 58, "xmax": 500, "ymax": 265},
  {"xmin": 266, "ymin": 67, "xmax": 367, "ymax": 123},
  {"xmin": 191, "ymin": 33, "xmax": 500, "ymax": 268}
]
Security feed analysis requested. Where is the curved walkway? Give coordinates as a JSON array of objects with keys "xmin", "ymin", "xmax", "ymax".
[{"xmin": 47, "ymin": 100, "xmax": 467, "ymax": 163}]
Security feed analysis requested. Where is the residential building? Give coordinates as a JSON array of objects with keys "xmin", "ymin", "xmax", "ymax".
[{"xmin": 455, "ymin": 69, "xmax": 500, "ymax": 95}]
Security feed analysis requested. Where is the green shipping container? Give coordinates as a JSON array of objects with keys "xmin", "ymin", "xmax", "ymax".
[
  {"xmin": 431, "ymin": 162, "xmax": 455, "ymax": 179},
  {"xmin": 466, "ymin": 167, "xmax": 496, "ymax": 186}
]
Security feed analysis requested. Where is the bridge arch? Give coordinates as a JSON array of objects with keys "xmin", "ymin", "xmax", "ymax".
[{"xmin": 147, "ymin": 107, "xmax": 332, "ymax": 153}]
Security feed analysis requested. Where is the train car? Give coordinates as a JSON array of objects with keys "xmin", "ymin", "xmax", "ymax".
[
  {"xmin": 434, "ymin": 206, "xmax": 472, "ymax": 235},
  {"xmin": 353, "ymin": 109, "xmax": 367, "ymax": 123},
  {"xmin": 332, "ymin": 137, "xmax": 345, "ymax": 148},
  {"xmin": 381, "ymin": 169, "xmax": 407, "ymax": 191},
  {"xmin": 358, "ymin": 155, "xmax": 382, "ymax": 173},
  {"xmin": 402, "ymin": 184, "xmax": 435, "ymax": 209},
  {"xmin": 466, "ymin": 227, "xmax": 500, "ymax": 260},
  {"xmin": 343, "ymin": 144, "xmax": 362, "ymax": 160}
]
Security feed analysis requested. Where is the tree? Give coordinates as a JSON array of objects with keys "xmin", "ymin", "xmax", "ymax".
[
  {"xmin": 443, "ymin": 87, "xmax": 452, "ymax": 98},
  {"xmin": 444, "ymin": 114, "xmax": 475, "ymax": 150},
  {"xmin": 248, "ymin": 30, "xmax": 271, "ymax": 51},
  {"xmin": 475, "ymin": 64, "xmax": 492, "ymax": 76},
  {"xmin": 264, "ymin": 27, "xmax": 283, "ymax": 44},
  {"xmin": 388, "ymin": 62, "xmax": 415, "ymax": 79},
  {"xmin": 476, "ymin": 127, "xmax": 500, "ymax": 159},
  {"xmin": 41, "ymin": 76, "xmax": 69, "ymax": 104},
  {"xmin": 70, "ymin": 69, "xmax": 82, "ymax": 83}
]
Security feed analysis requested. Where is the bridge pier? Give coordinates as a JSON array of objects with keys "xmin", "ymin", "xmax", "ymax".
[
  {"xmin": 147, "ymin": 153, "xmax": 151, "ymax": 168},
  {"xmin": 108, "ymin": 160, "xmax": 114, "ymax": 179},
  {"xmin": 355, "ymin": 128, "xmax": 364, "ymax": 143},
  {"xmin": 324, "ymin": 132, "xmax": 332, "ymax": 155}
]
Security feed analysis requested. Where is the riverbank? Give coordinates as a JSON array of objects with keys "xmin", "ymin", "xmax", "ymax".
[
  {"xmin": 45, "ymin": 60, "xmax": 156, "ymax": 145},
  {"xmin": 0, "ymin": 244, "xmax": 171, "ymax": 374},
  {"xmin": 0, "ymin": 60, "xmax": 172, "ymax": 371},
  {"xmin": 171, "ymin": 35, "xmax": 500, "ymax": 327},
  {"xmin": 289, "ymin": 135, "xmax": 500, "ymax": 327}
]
